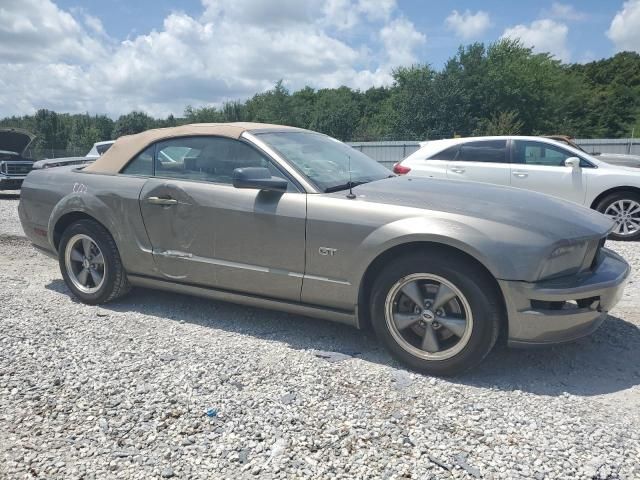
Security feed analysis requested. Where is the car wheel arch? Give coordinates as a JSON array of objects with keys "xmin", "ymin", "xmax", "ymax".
[
  {"xmin": 590, "ymin": 186, "xmax": 640, "ymax": 210},
  {"xmin": 356, "ymin": 241, "xmax": 508, "ymax": 340},
  {"xmin": 51, "ymin": 210, "xmax": 117, "ymax": 252},
  {"xmin": 48, "ymin": 192, "xmax": 123, "ymax": 252}
]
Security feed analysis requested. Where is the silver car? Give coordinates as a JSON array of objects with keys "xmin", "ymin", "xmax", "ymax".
[
  {"xmin": 32, "ymin": 140, "xmax": 115, "ymax": 170},
  {"xmin": 18, "ymin": 123, "xmax": 630, "ymax": 375}
]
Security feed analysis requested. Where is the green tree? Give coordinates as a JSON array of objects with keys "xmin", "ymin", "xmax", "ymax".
[
  {"xmin": 309, "ymin": 87, "xmax": 361, "ymax": 140},
  {"xmin": 221, "ymin": 101, "xmax": 247, "ymax": 122},
  {"xmin": 184, "ymin": 105, "xmax": 223, "ymax": 123},
  {"xmin": 290, "ymin": 86, "xmax": 316, "ymax": 128},
  {"xmin": 569, "ymin": 52, "xmax": 640, "ymax": 137},
  {"xmin": 245, "ymin": 80, "xmax": 293, "ymax": 125},
  {"xmin": 474, "ymin": 110, "xmax": 524, "ymax": 135},
  {"xmin": 112, "ymin": 111, "xmax": 157, "ymax": 138},
  {"xmin": 385, "ymin": 65, "xmax": 437, "ymax": 140},
  {"xmin": 66, "ymin": 114, "xmax": 102, "ymax": 154}
]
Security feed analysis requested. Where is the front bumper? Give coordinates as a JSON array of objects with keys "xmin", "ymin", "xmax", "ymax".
[
  {"xmin": 0, "ymin": 175, "xmax": 26, "ymax": 190},
  {"xmin": 500, "ymin": 248, "xmax": 630, "ymax": 347}
]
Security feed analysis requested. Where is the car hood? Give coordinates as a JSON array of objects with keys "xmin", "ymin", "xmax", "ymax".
[
  {"xmin": 0, "ymin": 128, "xmax": 35, "ymax": 155},
  {"xmin": 597, "ymin": 153, "xmax": 640, "ymax": 168},
  {"xmin": 346, "ymin": 176, "xmax": 613, "ymax": 241},
  {"xmin": 598, "ymin": 153, "xmax": 640, "ymax": 160},
  {"xmin": 597, "ymin": 161, "xmax": 640, "ymax": 173}
]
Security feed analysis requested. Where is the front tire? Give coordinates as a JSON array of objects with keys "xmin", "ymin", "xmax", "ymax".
[
  {"xmin": 370, "ymin": 251, "xmax": 502, "ymax": 376},
  {"xmin": 58, "ymin": 219, "xmax": 130, "ymax": 304},
  {"xmin": 596, "ymin": 192, "xmax": 640, "ymax": 241}
]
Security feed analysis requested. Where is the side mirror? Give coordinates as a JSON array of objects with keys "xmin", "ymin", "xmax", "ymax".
[
  {"xmin": 565, "ymin": 157, "xmax": 581, "ymax": 169},
  {"xmin": 232, "ymin": 167, "xmax": 288, "ymax": 192}
]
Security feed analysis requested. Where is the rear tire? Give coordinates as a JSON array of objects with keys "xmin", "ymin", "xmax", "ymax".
[
  {"xmin": 58, "ymin": 219, "xmax": 130, "ymax": 304},
  {"xmin": 370, "ymin": 251, "xmax": 502, "ymax": 376},
  {"xmin": 596, "ymin": 192, "xmax": 640, "ymax": 241}
]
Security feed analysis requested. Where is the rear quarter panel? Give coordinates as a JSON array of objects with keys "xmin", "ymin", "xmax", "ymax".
[{"xmin": 19, "ymin": 168, "xmax": 154, "ymax": 275}]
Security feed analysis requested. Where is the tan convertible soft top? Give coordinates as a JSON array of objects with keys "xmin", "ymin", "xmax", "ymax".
[{"xmin": 85, "ymin": 122, "xmax": 304, "ymax": 174}]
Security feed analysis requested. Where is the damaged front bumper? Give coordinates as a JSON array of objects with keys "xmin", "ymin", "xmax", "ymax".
[{"xmin": 500, "ymin": 248, "xmax": 630, "ymax": 347}]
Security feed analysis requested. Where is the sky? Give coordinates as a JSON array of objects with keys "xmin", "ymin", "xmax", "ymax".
[{"xmin": 1, "ymin": 0, "xmax": 639, "ymax": 118}]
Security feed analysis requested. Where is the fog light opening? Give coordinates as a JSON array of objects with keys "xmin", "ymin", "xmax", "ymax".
[{"xmin": 530, "ymin": 296, "xmax": 600, "ymax": 311}]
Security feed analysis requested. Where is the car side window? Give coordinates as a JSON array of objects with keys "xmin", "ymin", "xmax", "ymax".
[
  {"xmin": 121, "ymin": 146, "xmax": 154, "ymax": 176},
  {"xmin": 454, "ymin": 140, "xmax": 508, "ymax": 163},
  {"xmin": 153, "ymin": 136, "xmax": 288, "ymax": 185},
  {"xmin": 514, "ymin": 141, "xmax": 579, "ymax": 167},
  {"xmin": 428, "ymin": 145, "xmax": 459, "ymax": 161}
]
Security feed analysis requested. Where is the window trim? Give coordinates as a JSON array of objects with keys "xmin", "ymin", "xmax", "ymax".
[{"xmin": 118, "ymin": 134, "xmax": 303, "ymax": 192}]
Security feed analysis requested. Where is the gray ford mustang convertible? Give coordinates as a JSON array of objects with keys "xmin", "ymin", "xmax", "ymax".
[{"xmin": 18, "ymin": 123, "xmax": 630, "ymax": 374}]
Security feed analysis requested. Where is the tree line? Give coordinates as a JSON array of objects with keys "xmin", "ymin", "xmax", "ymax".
[{"xmin": 1, "ymin": 40, "xmax": 639, "ymax": 159}]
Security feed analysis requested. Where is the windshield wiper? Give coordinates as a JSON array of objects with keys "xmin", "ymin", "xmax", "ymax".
[{"xmin": 324, "ymin": 180, "xmax": 369, "ymax": 193}]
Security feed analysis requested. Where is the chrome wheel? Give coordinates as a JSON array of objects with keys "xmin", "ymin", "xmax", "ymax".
[
  {"xmin": 64, "ymin": 234, "xmax": 106, "ymax": 294},
  {"xmin": 384, "ymin": 273, "xmax": 473, "ymax": 361},
  {"xmin": 605, "ymin": 199, "xmax": 640, "ymax": 237}
]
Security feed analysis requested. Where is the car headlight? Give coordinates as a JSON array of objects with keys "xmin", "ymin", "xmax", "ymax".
[{"xmin": 538, "ymin": 241, "xmax": 590, "ymax": 280}]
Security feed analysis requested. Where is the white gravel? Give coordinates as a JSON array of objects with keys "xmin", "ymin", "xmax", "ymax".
[{"xmin": 1, "ymin": 194, "xmax": 639, "ymax": 479}]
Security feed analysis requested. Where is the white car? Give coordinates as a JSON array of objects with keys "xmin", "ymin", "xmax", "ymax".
[
  {"xmin": 32, "ymin": 140, "xmax": 115, "ymax": 170},
  {"xmin": 393, "ymin": 136, "xmax": 640, "ymax": 241}
]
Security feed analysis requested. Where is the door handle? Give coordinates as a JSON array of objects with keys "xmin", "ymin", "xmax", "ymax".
[
  {"xmin": 450, "ymin": 167, "xmax": 465, "ymax": 174},
  {"xmin": 512, "ymin": 171, "xmax": 529, "ymax": 178},
  {"xmin": 146, "ymin": 196, "xmax": 178, "ymax": 206}
]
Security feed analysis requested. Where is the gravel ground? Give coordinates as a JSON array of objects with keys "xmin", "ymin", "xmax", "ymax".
[{"xmin": 1, "ymin": 193, "xmax": 639, "ymax": 480}]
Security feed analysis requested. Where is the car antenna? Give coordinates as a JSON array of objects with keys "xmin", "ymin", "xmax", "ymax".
[{"xmin": 346, "ymin": 155, "xmax": 356, "ymax": 199}]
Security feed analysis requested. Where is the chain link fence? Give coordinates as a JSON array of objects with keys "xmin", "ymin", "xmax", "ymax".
[
  {"xmin": 17, "ymin": 139, "xmax": 640, "ymax": 166},
  {"xmin": 22, "ymin": 147, "xmax": 87, "ymax": 161}
]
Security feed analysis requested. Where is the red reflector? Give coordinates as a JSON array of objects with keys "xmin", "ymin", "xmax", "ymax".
[{"xmin": 393, "ymin": 163, "xmax": 411, "ymax": 175}]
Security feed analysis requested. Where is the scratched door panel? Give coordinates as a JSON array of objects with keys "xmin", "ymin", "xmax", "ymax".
[{"xmin": 139, "ymin": 178, "xmax": 306, "ymax": 302}]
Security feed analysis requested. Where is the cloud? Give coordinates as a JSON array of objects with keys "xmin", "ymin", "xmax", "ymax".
[
  {"xmin": 358, "ymin": 0, "xmax": 396, "ymax": 21},
  {"xmin": 544, "ymin": 3, "xmax": 587, "ymax": 21},
  {"xmin": 607, "ymin": 0, "xmax": 640, "ymax": 53},
  {"xmin": 322, "ymin": 0, "xmax": 396, "ymax": 30},
  {"xmin": 0, "ymin": 0, "xmax": 427, "ymax": 117},
  {"xmin": 380, "ymin": 18, "xmax": 426, "ymax": 67},
  {"xmin": 201, "ymin": 0, "xmax": 316, "ymax": 26},
  {"xmin": 445, "ymin": 10, "xmax": 491, "ymax": 40},
  {"xmin": 0, "ymin": 0, "xmax": 105, "ymax": 63},
  {"xmin": 502, "ymin": 19, "xmax": 570, "ymax": 62},
  {"xmin": 83, "ymin": 14, "xmax": 108, "ymax": 37}
]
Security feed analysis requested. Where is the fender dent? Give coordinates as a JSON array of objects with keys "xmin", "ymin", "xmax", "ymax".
[{"xmin": 48, "ymin": 193, "xmax": 120, "ymax": 251}]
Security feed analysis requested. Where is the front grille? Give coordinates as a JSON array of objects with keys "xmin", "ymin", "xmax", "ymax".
[{"xmin": 2, "ymin": 162, "xmax": 32, "ymax": 176}]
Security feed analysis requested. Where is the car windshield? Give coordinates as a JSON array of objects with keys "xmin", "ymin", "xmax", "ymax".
[{"xmin": 256, "ymin": 131, "xmax": 392, "ymax": 192}]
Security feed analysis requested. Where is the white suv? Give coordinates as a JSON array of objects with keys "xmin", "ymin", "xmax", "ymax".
[{"xmin": 394, "ymin": 136, "xmax": 640, "ymax": 241}]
